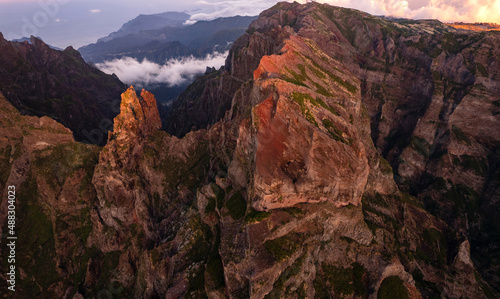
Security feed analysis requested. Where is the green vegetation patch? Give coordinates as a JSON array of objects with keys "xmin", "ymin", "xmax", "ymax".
[
  {"xmin": 186, "ymin": 264, "xmax": 207, "ymax": 299},
  {"xmin": 206, "ymin": 256, "xmax": 225, "ymax": 289},
  {"xmin": 362, "ymin": 193, "xmax": 402, "ymax": 232},
  {"xmin": 205, "ymin": 197, "xmax": 216, "ymax": 214},
  {"xmin": 291, "ymin": 92, "xmax": 319, "ymax": 127},
  {"xmin": 322, "ymin": 118, "xmax": 349, "ymax": 144},
  {"xmin": 475, "ymin": 271, "xmax": 497, "ymax": 299},
  {"xmin": 206, "ymin": 225, "xmax": 225, "ymax": 290},
  {"xmin": 379, "ymin": 157, "xmax": 393, "ymax": 175},
  {"xmin": 452, "ymin": 155, "xmax": 487, "ymax": 176},
  {"xmin": 432, "ymin": 70, "xmax": 442, "ymax": 81},
  {"xmin": 412, "ymin": 268, "xmax": 442, "ymax": 298},
  {"xmin": 72, "ymin": 207, "xmax": 93, "ymax": 240},
  {"xmin": 313, "ymin": 81, "xmax": 334, "ymax": 97},
  {"xmin": 292, "ymin": 91, "xmax": 338, "ymax": 115},
  {"xmin": 416, "ymin": 228, "xmax": 447, "ymax": 267},
  {"xmin": 245, "ymin": 208, "xmax": 271, "ymax": 223},
  {"xmin": 0, "ymin": 143, "xmax": 15, "ymax": 188},
  {"xmin": 279, "ymin": 207, "xmax": 304, "ymax": 217},
  {"xmin": 398, "ymin": 192, "xmax": 423, "ymax": 208},
  {"xmin": 314, "ymin": 262, "xmax": 367, "ymax": 297},
  {"xmin": 410, "ymin": 136, "xmax": 429, "ymax": 158},
  {"xmin": 96, "ymin": 250, "xmax": 122, "ymax": 289},
  {"xmin": 411, "ymin": 268, "xmax": 442, "ymax": 299},
  {"xmin": 377, "ymin": 276, "xmax": 409, "ymax": 299},
  {"xmin": 362, "ymin": 192, "xmax": 389, "ymax": 208},
  {"xmin": 264, "ymin": 253, "xmax": 306, "ymax": 298},
  {"xmin": 264, "ymin": 233, "xmax": 303, "ymax": 262},
  {"xmin": 283, "ymin": 66, "xmax": 309, "ymax": 87},
  {"xmin": 431, "ymin": 176, "xmax": 447, "ymax": 191},
  {"xmin": 324, "ymin": 262, "xmax": 367, "ymax": 296},
  {"xmin": 185, "ymin": 215, "xmax": 213, "ymax": 264},
  {"xmin": 476, "ymin": 63, "xmax": 488, "ymax": 77},
  {"xmin": 329, "ymin": 72, "xmax": 357, "ymax": 94},
  {"xmin": 451, "ymin": 125, "xmax": 471, "ymax": 145},
  {"xmin": 157, "ymin": 139, "xmax": 211, "ymax": 193},
  {"xmin": 32, "ymin": 142, "xmax": 100, "ymax": 193},
  {"xmin": 308, "ymin": 64, "xmax": 326, "ymax": 79},
  {"xmin": 14, "ymin": 173, "xmax": 59, "ymax": 296},
  {"xmin": 404, "ymin": 36, "xmax": 428, "ymax": 53},
  {"xmin": 304, "ymin": 51, "xmax": 356, "ymax": 94},
  {"xmin": 226, "ymin": 192, "xmax": 247, "ymax": 220}
]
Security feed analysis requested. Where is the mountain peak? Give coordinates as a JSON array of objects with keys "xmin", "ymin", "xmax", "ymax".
[
  {"xmin": 29, "ymin": 35, "xmax": 47, "ymax": 47},
  {"xmin": 110, "ymin": 86, "xmax": 161, "ymax": 143}
]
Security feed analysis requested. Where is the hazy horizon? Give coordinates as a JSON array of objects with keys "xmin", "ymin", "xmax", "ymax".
[{"xmin": 0, "ymin": 0, "xmax": 498, "ymax": 49}]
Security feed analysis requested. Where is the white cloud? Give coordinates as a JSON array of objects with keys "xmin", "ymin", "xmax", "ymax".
[
  {"xmin": 186, "ymin": 0, "xmax": 499, "ymax": 24},
  {"xmin": 304, "ymin": 0, "xmax": 500, "ymax": 23},
  {"xmin": 96, "ymin": 52, "xmax": 228, "ymax": 86},
  {"xmin": 89, "ymin": 9, "xmax": 101, "ymax": 14},
  {"xmin": 186, "ymin": 0, "xmax": 278, "ymax": 24}
]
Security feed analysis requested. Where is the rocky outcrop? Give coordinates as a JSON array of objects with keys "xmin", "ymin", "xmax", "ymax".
[
  {"xmin": 92, "ymin": 86, "xmax": 161, "ymax": 231},
  {"xmin": 114, "ymin": 87, "xmax": 162, "ymax": 138},
  {"xmin": 169, "ymin": 2, "xmax": 498, "ymax": 297},
  {"xmin": 89, "ymin": 86, "xmax": 220, "ymax": 297},
  {"xmin": 305, "ymin": 4, "xmax": 500, "ymax": 290},
  {"xmin": 228, "ymin": 35, "xmax": 372, "ymax": 210},
  {"xmin": 0, "ymin": 91, "xmax": 75, "ymax": 191},
  {"xmin": 0, "ymin": 34, "xmax": 126, "ymax": 144}
]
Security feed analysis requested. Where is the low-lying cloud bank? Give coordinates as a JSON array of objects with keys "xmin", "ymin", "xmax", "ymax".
[{"xmin": 96, "ymin": 51, "xmax": 228, "ymax": 86}]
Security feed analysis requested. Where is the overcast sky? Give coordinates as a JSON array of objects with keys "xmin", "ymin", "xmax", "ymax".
[{"xmin": 0, "ymin": 0, "xmax": 498, "ymax": 49}]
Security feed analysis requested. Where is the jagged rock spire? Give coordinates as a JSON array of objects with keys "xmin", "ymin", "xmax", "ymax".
[{"xmin": 109, "ymin": 86, "xmax": 161, "ymax": 143}]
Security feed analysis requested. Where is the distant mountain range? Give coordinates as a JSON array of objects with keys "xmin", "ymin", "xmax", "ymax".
[
  {"xmin": 97, "ymin": 12, "xmax": 191, "ymax": 43},
  {"xmin": 77, "ymin": 12, "xmax": 257, "ymax": 121},
  {"xmin": 78, "ymin": 14, "xmax": 257, "ymax": 64}
]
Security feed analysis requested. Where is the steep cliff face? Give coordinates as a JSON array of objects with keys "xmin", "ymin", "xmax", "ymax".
[
  {"xmin": 0, "ymin": 34, "xmax": 126, "ymax": 144},
  {"xmin": 89, "ymin": 87, "xmax": 224, "ymax": 298},
  {"xmin": 164, "ymin": 2, "xmax": 500, "ymax": 297},
  {"xmin": 92, "ymin": 87, "xmax": 162, "ymax": 232},
  {"xmin": 1, "ymin": 2, "xmax": 499, "ymax": 298},
  {"xmin": 0, "ymin": 91, "xmax": 101, "ymax": 297},
  {"xmin": 231, "ymin": 35, "xmax": 373, "ymax": 210},
  {"xmin": 299, "ymin": 4, "xmax": 500, "ymax": 289}
]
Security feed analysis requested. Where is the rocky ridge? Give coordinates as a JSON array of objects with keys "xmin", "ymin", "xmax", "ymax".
[
  {"xmin": 0, "ymin": 34, "xmax": 126, "ymax": 144},
  {"xmin": 447, "ymin": 22, "xmax": 500, "ymax": 32}
]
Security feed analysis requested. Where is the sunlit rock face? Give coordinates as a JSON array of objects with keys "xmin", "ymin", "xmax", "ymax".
[{"xmin": 228, "ymin": 35, "xmax": 372, "ymax": 211}]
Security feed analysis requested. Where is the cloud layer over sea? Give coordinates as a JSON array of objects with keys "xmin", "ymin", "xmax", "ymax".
[{"xmin": 96, "ymin": 51, "xmax": 228, "ymax": 86}]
